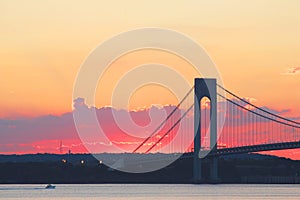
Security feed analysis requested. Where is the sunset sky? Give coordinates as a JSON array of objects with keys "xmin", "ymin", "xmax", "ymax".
[{"xmin": 0, "ymin": 1, "xmax": 300, "ymax": 156}]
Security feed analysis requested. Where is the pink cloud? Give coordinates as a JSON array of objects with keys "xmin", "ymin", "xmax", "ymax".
[
  {"xmin": 281, "ymin": 67, "xmax": 300, "ymax": 75},
  {"xmin": 0, "ymin": 98, "xmax": 188, "ymax": 154},
  {"xmin": 0, "ymin": 97, "xmax": 299, "ymax": 159}
]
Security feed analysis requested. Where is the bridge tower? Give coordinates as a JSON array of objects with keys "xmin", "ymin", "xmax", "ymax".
[{"xmin": 193, "ymin": 78, "xmax": 218, "ymax": 183}]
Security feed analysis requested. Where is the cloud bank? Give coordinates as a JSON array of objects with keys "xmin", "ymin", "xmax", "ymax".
[{"xmin": 0, "ymin": 98, "xmax": 299, "ymax": 156}]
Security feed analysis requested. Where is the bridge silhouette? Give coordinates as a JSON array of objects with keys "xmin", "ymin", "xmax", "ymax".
[{"xmin": 130, "ymin": 78, "xmax": 300, "ymax": 183}]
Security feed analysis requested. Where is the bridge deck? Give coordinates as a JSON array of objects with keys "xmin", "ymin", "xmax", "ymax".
[
  {"xmin": 210, "ymin": 141, "xmax": 300, "ymax": 156},
  {"xmin": 180, "ymin": 141, "xmax": 300, "ymax": 159}
]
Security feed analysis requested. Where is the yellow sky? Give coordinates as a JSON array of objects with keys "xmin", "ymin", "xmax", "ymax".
[{"xmin": 1, "ymin": 0, "xmax": 300, "ymax": 117}]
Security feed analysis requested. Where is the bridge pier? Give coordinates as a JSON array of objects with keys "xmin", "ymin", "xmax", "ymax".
[
  {"xmin": 209, "ymin": 157, "xmax": 219, "ymax": 183},
  {"xmin": 193, "ymin": 92, "xmax": 202, "ymax": 182},
  {"xmin": 193, "ymin": 78, "xmax": 219, "ymax": 184}
]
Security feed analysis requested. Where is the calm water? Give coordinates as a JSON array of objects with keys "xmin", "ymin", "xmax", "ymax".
[{"xmin": 0, "ymin": 184, "xmax": 300, "ymax": 199}]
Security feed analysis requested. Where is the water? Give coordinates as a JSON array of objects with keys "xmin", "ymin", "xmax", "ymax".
[{"xmin": 0, "ymin": 184, "xmax": 300, "ymax": 199}]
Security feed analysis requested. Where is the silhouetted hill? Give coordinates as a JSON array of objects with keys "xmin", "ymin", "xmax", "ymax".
[
  {"xmin": 0, "ymin": 152, "xmax": 287, "ymax": 163},
  {"xmin": 0, "ymin": 153, "xmax": 299, "ymax": 184}
]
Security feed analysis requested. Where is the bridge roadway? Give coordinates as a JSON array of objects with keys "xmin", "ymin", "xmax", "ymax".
[
  {"xmin": 211, "ymin": 141, "xmax": 300, "ymax": 156},
  {"xmin": 146, "ymin": 140, "xmax": 300, "ymax": 162},
  {"xmin": 108, "ymin": 141, "xmax": 300, "ymax": 171},
  {"xmin": 182, "ymin": 140, "xmax": 300, "ymax": 159}
]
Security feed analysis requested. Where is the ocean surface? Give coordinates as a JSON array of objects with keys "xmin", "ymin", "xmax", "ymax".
[{"xmin": 0, "ymin": 184, "xmax": 300, "ymax": 199}]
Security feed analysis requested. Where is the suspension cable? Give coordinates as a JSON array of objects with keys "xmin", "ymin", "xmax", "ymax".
[
  {"xmin": 217, "ymin": 84, "xmax": 300, "ymax": 125},
  {"xmin": 217, "ymin": 93, "xmax": 300, "ymax": 129},
  {"xmin": 132, "ymin": 86, "xmax": 194, "ymax": 153},
  {"xmin": 145, "ymin": 104, "xmax": 194, "ymax": 154}
]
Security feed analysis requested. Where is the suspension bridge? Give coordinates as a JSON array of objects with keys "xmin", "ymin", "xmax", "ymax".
[{"xmin": 129, "ymin": 78, "xmax": 300, "ymax": 183}]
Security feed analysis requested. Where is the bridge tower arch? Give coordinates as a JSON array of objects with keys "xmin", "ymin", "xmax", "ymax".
[{"xmin": 193, "ymin": 78, "xmax": 218, "ymax": 183}]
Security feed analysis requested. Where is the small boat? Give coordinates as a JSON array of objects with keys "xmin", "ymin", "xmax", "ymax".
[{"xmin": 45, "ymin": 184, "xmax": 56, "ymax": 189}]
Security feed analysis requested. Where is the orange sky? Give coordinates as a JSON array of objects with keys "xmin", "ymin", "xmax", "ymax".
[{"xmin": 1, "ymin": 0, "xmax": 300, "ymax": 118}]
